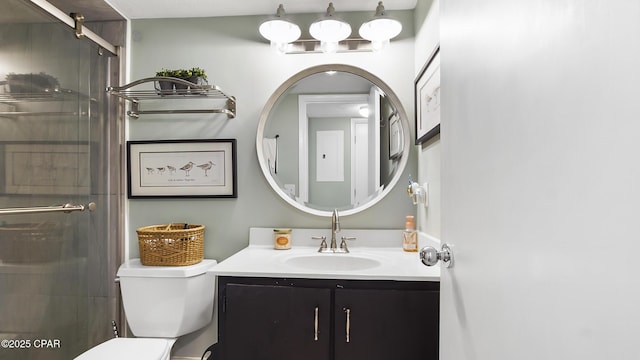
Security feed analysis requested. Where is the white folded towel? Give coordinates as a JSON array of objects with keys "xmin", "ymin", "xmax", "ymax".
[{"xmin": 263, "ymin": 137, "xmax": 278, "ymax": 174}]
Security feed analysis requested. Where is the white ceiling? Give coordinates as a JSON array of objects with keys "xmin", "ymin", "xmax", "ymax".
[{"xmin": 104, "ymin": 0, "xmax": 417, "ymax": 19}]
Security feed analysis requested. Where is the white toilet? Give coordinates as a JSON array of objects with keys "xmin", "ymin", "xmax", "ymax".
[{"xmin": 75, "ymin": 258, "xmax": 218, "ymax": 360}]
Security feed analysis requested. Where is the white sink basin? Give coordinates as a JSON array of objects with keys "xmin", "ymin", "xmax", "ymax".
[{"xmin": 284, "ymin": 254, "xmax": 382, "ymax": 271}]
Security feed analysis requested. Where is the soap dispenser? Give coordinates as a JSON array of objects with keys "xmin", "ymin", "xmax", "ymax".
[{"xmin": 402, "ymin": 215, "xmax": 418, "ymax": 252}]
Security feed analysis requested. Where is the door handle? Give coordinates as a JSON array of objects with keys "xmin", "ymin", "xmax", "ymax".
[{"xmin": 420, "ymin": 243, "xmax": 453, "ymax": 268}]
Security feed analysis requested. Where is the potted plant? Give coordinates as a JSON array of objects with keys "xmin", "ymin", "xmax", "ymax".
[
  {"xmin": 186, "ymin": 67, "xmax": 207, "ymax": 93},
  {"xmin": 154, "ymin": 67, "xmax": 208, "ymax": 95},
  {"xmin": 6, "ymin": 72, "xmax": 59, "ymax": 94},
  {"xmin": 155, "ymin": 69, "xmax": 176, "ymax": 94},
  {"xmin": 33, "ymin": 72, "xmax": 60, "ymax": 93},
  {"xmin": 173, "ymin": 69, "xmax": 192, "ymax": 93}
]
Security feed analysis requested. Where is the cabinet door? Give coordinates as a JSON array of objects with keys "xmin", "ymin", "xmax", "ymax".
[
  {"xmin": 222, "ymin": 283, "xmax": 331, "ymax": 360},
  {"xmin": 334, "ymin": 288, "xmax": 439, "ymax": 360}
]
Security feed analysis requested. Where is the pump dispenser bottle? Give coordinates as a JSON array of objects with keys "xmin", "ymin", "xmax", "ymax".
[{"xmin": 402, "ymin": 215, "xmax": 418, "ymax": 252}]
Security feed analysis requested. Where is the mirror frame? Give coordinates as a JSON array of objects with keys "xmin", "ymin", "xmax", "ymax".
[{"xmin": 256, "ymin": 64, "xmax": 410, "ymax": 217}]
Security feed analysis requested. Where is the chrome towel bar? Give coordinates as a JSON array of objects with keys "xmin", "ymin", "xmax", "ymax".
[{"xmin": 0, "ymin": 202, "xmax": 96, "ymax": 216}]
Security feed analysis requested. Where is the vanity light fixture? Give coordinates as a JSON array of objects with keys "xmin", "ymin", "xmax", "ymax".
[
  {"xmin": 258, "ymin": 4, "xmax": 301, "ymax": 53},
  {"xmin": 309, "ymin": 2, "xmax": 352, "ymax": 53},
  {"xmin": 359, "ymin": 1, "xmax": 403, "ymax": 51},
  {"xmin": 258, "ymin": 2, "xmax": 402, "ymax": 54}
]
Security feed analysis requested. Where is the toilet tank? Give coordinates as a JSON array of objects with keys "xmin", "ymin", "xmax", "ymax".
[{"xmin": 117, "ymin": 259, "xmax": 217, "ymax": 338}]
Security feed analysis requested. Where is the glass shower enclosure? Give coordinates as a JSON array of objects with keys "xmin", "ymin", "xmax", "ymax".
[{"xmin": 0, "ymin": 1, "xmax": 122, "ymax": 359}]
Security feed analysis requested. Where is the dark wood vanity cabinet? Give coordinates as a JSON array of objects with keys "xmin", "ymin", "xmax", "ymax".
[
  {"xmin": 333, "ymin": 288, "xmax": 439, "ymax": 360},
  {"xmin": 222, "ymin": 282, "xmax": 332, "ymax": 360},
  {"xmin": 217, "ymin": 277, "xmax": 439, "ymax": 360}
]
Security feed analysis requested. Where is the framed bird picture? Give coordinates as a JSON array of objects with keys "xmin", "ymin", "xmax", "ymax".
[{"xmin": 127, "ymin": 139, "xmax": 237, "ymax": 198}]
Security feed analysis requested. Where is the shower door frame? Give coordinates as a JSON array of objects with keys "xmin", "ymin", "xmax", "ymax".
[{"xmin": 1, "ymin": 0, "xmax": 127, "ymax": 354}]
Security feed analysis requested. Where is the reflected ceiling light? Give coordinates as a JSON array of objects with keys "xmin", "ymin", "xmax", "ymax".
[
  {"xmin": 359, "ymin": 1, "xmax": 402, "ymax": 50},
  {"xmin": 259, "ymin": 4, "xmax": 301, "ymax": 51},
  {"xmin": 359, "ymin": 105, "xmax": 370, "ymax": 117},
  {"xmin": 309, "ymin": 3, "xmax": 352, "ymax": 53}
]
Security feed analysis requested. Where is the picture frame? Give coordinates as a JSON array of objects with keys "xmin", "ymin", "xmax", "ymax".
[
  {"xmin": 1, "ymin": 141, "xmax": 91, "ymax": 195},
  {"xmin": 127, "ymin": 139, "xmax": 237, "ymax": 198},
  {"xmin": 415, "ymin": 46, "xmax": 441, "ymax": 144},
  {"xmin": 389, "ymin": 111, "xmax": 403, "ymax": 159}
]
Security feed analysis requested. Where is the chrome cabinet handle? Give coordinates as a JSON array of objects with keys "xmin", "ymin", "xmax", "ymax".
[
  {"xmin": 344, "ymin": 308, "xmax": 351, "ymax": 343},
  {"xmin": 420, "ymin": 243, "xmax": 454, "ymax": 268},
  {"xmin": 314, "ymin": 307, "xmax": 319, "ymax": 341}
]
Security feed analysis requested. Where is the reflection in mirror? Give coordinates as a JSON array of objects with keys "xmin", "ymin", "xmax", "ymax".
[{"xmin": 257, "ymin": 64, "xmax": 409, "ymax": 217}]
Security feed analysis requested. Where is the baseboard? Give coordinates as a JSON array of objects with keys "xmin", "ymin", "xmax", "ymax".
[{"xmin": 171, "ymin": 357, "xmax": 201, "ymax": 360}]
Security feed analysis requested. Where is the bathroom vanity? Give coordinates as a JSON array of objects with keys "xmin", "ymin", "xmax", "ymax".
[{"xmin": 212, "ymin": 228, "xmax": 440, "ymax": 360}]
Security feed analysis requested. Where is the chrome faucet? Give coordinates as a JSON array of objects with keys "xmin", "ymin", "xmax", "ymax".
[
  {"xmin": 330, "ymin": 208, "xmax": 341, "ymax": 251},
  {"xmin": 313, "ymin": 209, "xmax": 354, "ymax": 253}
]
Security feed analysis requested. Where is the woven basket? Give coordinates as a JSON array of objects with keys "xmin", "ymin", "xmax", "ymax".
[
  {"xmin": 0, "ymin": 222, "xmax": 65, "ymax": 263},
  {"xmin": 136, "ymin": 223, "xmax": 205, "ymax": 266}
]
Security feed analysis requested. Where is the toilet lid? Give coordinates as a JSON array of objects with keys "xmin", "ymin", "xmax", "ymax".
[{"xmin": 74, "ymin": 338, "xmax": 172, "ymax": 360}]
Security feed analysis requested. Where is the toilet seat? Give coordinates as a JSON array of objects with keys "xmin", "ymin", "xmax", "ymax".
[{"xmin": 74, "ymin": 337, "xmax": 175, "ymax": 360}]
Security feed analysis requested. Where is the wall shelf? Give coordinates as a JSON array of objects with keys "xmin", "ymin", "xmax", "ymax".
[
  {"xmin": 106, "ymin": 77, "xmax": 236, "ymax": 119},
  {"xmin": 0, "ymin": 86, "xmax": 93, "ymax": 118}
]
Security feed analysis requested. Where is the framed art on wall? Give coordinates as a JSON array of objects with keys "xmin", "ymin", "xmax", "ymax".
[
  {"xmin": 415, "ymin": 46, "xmax": 441, "ymax": 144},
  {"xmin": 127, "ymin": 139, "xmax": 237, "ymax": 198},
  {"xmin": 389, "ymin": 112, "xmax": 403, "ymax": 159},
  {"xmin": 1, "ymin": 142, "xmax": 90, "ymax": 195}
]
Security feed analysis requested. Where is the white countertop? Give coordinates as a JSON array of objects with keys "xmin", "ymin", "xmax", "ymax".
[{"xmin": 211, "ymin": 228, "xmax": 440, "ymax": 282}]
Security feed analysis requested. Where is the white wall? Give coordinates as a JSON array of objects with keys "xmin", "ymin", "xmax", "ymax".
[{"xmin": 129, "ymin": 11, "xmax": 416, "ymax": 357}]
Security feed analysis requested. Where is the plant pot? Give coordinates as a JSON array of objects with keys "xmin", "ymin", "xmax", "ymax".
[
  {"xmin": 6, "ymin": 74, "xmax": 30, "ymax": 93},
  {"xmin": 174, "ymin": 78, "xmax": 189, "ymax": 94},
  {"xmin": 187, "ymin": 76, "xmax": 204, "ymax": 94},
  {"xmin": 156, "ymin": 80, "xmax": 174, "ymax": 95}
]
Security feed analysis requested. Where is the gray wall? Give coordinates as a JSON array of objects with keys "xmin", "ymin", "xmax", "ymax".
[
  {"xmin": 128, "ymin": 11, "xmax": 416, "ymax": 357},
  {"xmin": 415, "ymin": 0, "xmax": 441, "ymax": 239}
]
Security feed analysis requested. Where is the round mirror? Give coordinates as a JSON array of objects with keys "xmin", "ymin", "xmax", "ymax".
[{"xmin": 256, "ymin": 64, "xmax": 410, "ymax": 217}]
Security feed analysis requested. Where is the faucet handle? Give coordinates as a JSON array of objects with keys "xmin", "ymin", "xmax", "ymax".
[
  {"xmin": 339, "ymin": 236, "xmax": 356, "ymax": 252},
  {"xmin": 312, "ymin": 236, "xmax": 328, "ymax": 252}
]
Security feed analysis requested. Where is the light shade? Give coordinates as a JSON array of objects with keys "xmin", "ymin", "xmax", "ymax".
[
  {"xmin": 358, "ymin": 2, "xmax": 402, "ymax": 42},
  {"xmin": 309, "ymin": 2, "xmax": 352, "ymax": 43},
  {"xmin": 359, "ymin": 105, "xmax": 370, "ymax": 117},
  {"xmin": 259, "ymin": 4, "xmax": 301, "ymax": 44}
]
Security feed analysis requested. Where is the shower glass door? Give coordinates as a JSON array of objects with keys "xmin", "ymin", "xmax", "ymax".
[{"xmin": 0, "ymin": 1, "xmax": 122, "ymax": 359}]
